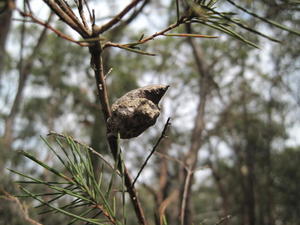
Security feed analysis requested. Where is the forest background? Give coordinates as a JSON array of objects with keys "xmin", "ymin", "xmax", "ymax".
[{"xmin": 0, "ymin": 0, "xmax": 299, "ymax": 225}]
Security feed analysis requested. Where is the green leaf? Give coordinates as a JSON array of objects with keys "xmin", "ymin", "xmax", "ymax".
[
  {"xmin": 20, "ymin": 187, "xmax": 105, "ymax": 225},
  {"xmin": 226, "ymin": 0, "xmax": 300, "ymax": 36},
  {"xmin": 19, "ymin": 150, "xmax": 72, "ymax": 181}
]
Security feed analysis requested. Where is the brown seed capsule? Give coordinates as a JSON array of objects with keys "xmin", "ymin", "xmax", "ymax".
[{"xmin": 108, "ymin": 85, "xmax": 169, "ymax": 139}]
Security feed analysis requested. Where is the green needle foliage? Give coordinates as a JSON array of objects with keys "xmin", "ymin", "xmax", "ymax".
[
  {"xmin": 10, "ymin": 134, "xmax": 126, "ymax": 225},
  {"xmin": 178, "ymin": 0, "xmax": 300, "ymax": 49}
]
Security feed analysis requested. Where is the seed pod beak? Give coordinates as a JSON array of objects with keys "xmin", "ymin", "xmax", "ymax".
[{"xmin": 148, "ymin": 84, "xmax": 169, "ymax": 105}]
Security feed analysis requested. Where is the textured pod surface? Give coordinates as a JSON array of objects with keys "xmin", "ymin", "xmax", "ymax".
[{"xmin": 108, "ymin": 85, "xmax": 169, "ymax": 139}]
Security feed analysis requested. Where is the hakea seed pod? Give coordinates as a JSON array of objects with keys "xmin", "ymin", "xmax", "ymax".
[{"xmin": 107, "ymin": 84, "xmax": 169, "ymax": 139}]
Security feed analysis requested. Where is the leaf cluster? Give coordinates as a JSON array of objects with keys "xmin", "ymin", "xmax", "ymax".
[{"xmin": 10, "ymin": 134, "xmax": 126, "ymax": 225}]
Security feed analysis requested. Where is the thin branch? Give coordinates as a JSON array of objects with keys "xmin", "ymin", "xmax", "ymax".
[
  {"xmin": 132, "ymin": 118, "xmax": 171, "ymax": 188},
  {"xmin": 103, "ymin": 42, "xmax": 156, "ymax": 56},
  {"xmin": 18, "ymin": 1, "xmax": 26, "ymax": 84},
  {"xmin": 16, "ymin": 9, "xmax": 89, "ymax": 46},
  {"xmin": 176, "ymin": 0, "xmax": 180, "ymax": 22},
  {"xmin": 93, "ymin": 0, "xmax": 143, "ymax": 34},
  {"xmin": 43, "ymin": 0, "xmax": 79, "ymax": 30},
  {"xmin": 56, "ymin": 0, "xmax": 79, "ymax": 23},
  {"xmin": 159, "ymin": 189, "xmax": 179, "ymax": 225},
  {"xmin": 76, "ymin": 0, "xmax": 88, "ymax": 29},
  {"xmin": 27, "ymin": 14, "xmax": 53, "ymax": 60},
  {"xmin": 83, "ymin": 0, "xmax": 93, "ymax": 23},
  {"xmin": 180, "ymin": 169, "xmax": 192, "ymax": 225},
  {"xmin": 111, "ymin": 0, "xmax": 150, "ymax": 31},
  {"xmin": 94, "ymin": 204, "xmax": 116, "ymax": 224},
  {"xmin": 0, "ymin": 189, "xmax": 43, "ymax": 225},
  {"xmin": 154, "ymin": 151, "xmax": 187, "ymax": 170},
  {"xmin": 43, "ymin": 0, "xmax": 89, "ymax": 37},
  {"xmin": 103, "ymin": 17, "xmax": 187, "ymax": 49},
  {"xmin": 24, "ymin": 0, "xmax": 33, "ymax": 14},
  {"xmin": 91, "ymin": 9, "xmax": 95, "ymax": 26},
  {"xmin": 104, "ymin": 68, "xmax": 113, "ymax": 79},
  {"xmin": 132, "ymin": 17, "xmax": 187, "ymax": 45},
  {"xmin": 56, "ymin": 0, "xmax": 89, "ymax": 34}
]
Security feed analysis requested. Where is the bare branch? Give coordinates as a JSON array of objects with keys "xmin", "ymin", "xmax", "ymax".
[
  {"xmin": 43, "ymin": 0, "xmax": 89, "ymax": 37},
  {"xmin": 155, "ymin": 151, "xmax": 187, "ymax": 170},
  {"xmin": 103, "ymin": 17, "xmax": 187, "ymax": 49},
  {"xmin": 159, "ymin": 190, "xmax": 179, "ymax": 225},
  {"xmin": 0, "ymin": 189, "xmax": 43, "ymax": 225},
  {"xmin": 55, "ymin": 0, "xmax": 90, "ymax": 34},
  {"xmin": 112, "ymin": 0, "xmax": 150, "ymax": 31},
  {"xmin": 76, "ymin": 0, "xmax": 88, "ymax": 29},
  {"xmin": 180, "ymin": 169, "xmax": 193, "ymax": 225},
  {"xmin": 103, "ymin": 41, "xmax": 156, "ymax": 56},
  {"xmin": 132, "ymin": 118, "xmax": 171, "ymax": 188},
  {"xmin": 93, "ymin": 0, "xmax": 143, "ymax": 35},
  {"xmin": 17, "ymin": 9, "xmax": 90, "ymax": 46},
  {"xmin": 83, "ymin": 0, "xmax": 93, "ymax": 23}
]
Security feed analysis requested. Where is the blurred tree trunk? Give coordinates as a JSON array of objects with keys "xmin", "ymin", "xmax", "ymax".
[
  {"xmin": 208, "ymin": 160, "xmax": 230, "ymax": 225},
  {"xmin": 179, "ymin": 24, "xmax": 212, "ymax": 225},
  {"xmin": 264, "ymin": 94, "xmax": 275, "ymax": 225},
  {"xmin": 155, "ymin": 138, "xmax": 175, "ymax": 225},
  {"xmin": 241, "ymin": 82, "xmax": 256, "ymax": 225},
  {"xmin": 0, "ymin": 0, "xmax": 14, "ymax": 79},
  {"xmin": 234, "ymin": 144, "xmax": 248, "ymax": 225},
  {"xmin": 2, "ymin": 16, "xmax": 49, "ymax": 153},
  {"xmin": 244, "ymin": 142, "xmax": 256, "ymax": 225}
]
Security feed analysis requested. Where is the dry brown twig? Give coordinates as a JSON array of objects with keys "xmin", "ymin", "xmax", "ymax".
[
  {"xmin": 103, "ymin": 17, "xmax": 217, "ymax": 51},
  {"xmin": 0, "ymin": 189, "xmax": 43, "ymax": 225},
  {"xmin": 43, "ymin": 0, "xmax": 90, "ymax": 37},
  {"xmin": 76, "ymin": 0, "xmax": 88, "ymax": 29},
  {"xmin": 159, "ymin": 190, "xmax": 179, "ymax": 225},
  {"xmin": 103, "ymin": 17, "xmax": 188, "ymax": 49},
  {"xmin": 16, "ymin": 8, "xmax": 90, "ymax": 46}
]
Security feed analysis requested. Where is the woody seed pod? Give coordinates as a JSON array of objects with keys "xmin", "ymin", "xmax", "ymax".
[{"xmin": 107, "ymin": 85, "xmax": 169, "ymax": 139}]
